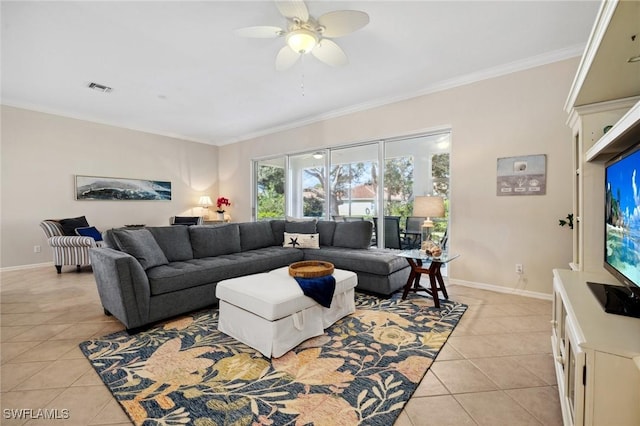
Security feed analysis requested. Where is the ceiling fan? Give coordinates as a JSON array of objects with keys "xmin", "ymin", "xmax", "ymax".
[{"xmin": 235, "ymin": 0, "xmax": 369, "ymax": 71}]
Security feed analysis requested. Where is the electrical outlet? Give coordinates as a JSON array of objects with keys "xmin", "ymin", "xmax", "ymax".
[
  {"xmin": 516, "ymin": 263, "xmax": 523, "ymax": 274},
  {"xmin": 34, "ymin": 245, "xmax": 41, "ymax": 253}
]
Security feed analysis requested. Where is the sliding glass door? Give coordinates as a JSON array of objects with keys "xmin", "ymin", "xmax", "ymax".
[
  {"xmin": 329, "ymin": 143, "xmax": 379, "ymax": 220},
  {"xmin": 384, "ymin": 133, "xmax": 450, "ymax": 246},
  {"xmin": 252, "ymin": 131, "xmax": 451, "ymax": 247},
  {"xmin": 288, "ymin": 151, "xmax": 327, "ymax": 219}
]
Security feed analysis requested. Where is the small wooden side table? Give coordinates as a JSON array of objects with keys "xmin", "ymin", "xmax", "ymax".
[{"xmin": 396, "ymin": 250, "xmax": 459, "ymax": 308}]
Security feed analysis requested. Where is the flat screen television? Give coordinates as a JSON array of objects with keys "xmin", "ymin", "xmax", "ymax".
[{"xmin": 588, "ymin": 142, "xmax": 640, "ymax": 318}]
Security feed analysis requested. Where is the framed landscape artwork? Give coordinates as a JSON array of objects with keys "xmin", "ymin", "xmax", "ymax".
[
  {"xmin": 75, "ymin": 175, "xmax": 172, "ymax": 201},
  {"xmin": 496, "ymin": 154, "xmax": 547, "ymax": 196}
]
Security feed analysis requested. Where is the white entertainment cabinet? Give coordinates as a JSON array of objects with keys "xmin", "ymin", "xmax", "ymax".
[
  {"xmin": 552, "ymin": 270, "xmax": 640, "ymax": 426},
  {"xmin": 555, "ymin": 1, "xmax": 640, "ymax": 425}
]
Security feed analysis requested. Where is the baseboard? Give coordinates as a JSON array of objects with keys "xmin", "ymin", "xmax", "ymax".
[
  {"xmin": 1, "ymin": 262, "xmax": 53, "ymax": 272},
  {"xmin": 448, "ymin": 278, "xmax": 553, "ymax": 301}
]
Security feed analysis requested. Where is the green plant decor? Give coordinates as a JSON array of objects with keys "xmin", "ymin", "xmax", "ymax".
[{"xmin": 559, "ymin": 213, "xmax": 574, "ymax": 229}]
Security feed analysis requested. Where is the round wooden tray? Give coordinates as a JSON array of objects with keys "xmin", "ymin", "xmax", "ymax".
[{"xmin": 288, "ymin": 260, "xmax": 334, "ymax": 278}]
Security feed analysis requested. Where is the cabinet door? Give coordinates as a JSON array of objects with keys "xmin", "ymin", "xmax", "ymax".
[
  {"xmin": 564, "ymin": 317, "xmax": 586, "ymax": 426},
  {"xmin": 591, "ymin": 352, "xmax": 640, "ymax": 426},
  {"xmin": 552, "ymin": 288, "xmax": 566, "ymax": 361}
]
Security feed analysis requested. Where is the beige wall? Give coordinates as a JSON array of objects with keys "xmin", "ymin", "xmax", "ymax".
[
  {"xmin": 219, "ymin": 58, "xmax": 579, "ymax": 295},
  {"xmin": 2, "ymin": 58, "xmax": 577, "ymax": 295},
  {"xmin": 1, "ymin": 106, "xmax": 219, "ymax": 269}
]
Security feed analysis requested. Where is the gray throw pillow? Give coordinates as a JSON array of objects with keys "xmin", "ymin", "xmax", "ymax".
[
  {"xmin": 239, "ymin": 221, "xmax": 276, "ymax": 251},
  {"xmin": 270, "ymin": 220, "xmax": 286, "ymax": 246},
  {"xmin": 147, "ymin": 226, "xmax": 193, "ymax": 262},
  {"xmin": 189, "ymin": 224, "xmax": 241, "ymax": 258},
  {"xmin": 111, "ymin": 228, "xmax": 169, "ymax": 270},
  {"xmin": 333, "ymin": 221, "xmax": 373, "ymax": 249},
  {"xmin": 316, "ymin": 220, "xmax": 336, "ymax": 246}
]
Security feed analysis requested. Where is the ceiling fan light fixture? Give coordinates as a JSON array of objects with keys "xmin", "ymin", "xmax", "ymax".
[
  {"xmin": 236, "ymin": 1, "xmax": 369, "ymax": 69},
  {"xmin": 286, "ymin": 29, "xmax": 318, "ymax": 54}
]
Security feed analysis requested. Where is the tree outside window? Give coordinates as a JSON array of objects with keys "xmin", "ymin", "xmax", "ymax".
[
  {"xmin": 257, "ymin": 164, "xmax": 285, "ymax": 220},
  {"xmin": 302, "ymin": 163, "xmax": 373, "ymax": 217},
  {"xmin": 383, "ymin": 156, "xmax": 414, "ymax": 220}
]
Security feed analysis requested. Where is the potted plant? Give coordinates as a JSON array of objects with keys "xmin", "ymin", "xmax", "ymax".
[
  {"xmin": 559, "ymin": 213, "xmax": 573, "ymax": 229},
  {"xmin": 216, "ymin": 197, "xmax": 231, "ymax": 220}
]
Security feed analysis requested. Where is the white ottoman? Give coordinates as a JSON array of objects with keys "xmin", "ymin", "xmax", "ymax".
[{"xmin": 216, "ymin": 267, "xmax": 357, "ymax": 358}]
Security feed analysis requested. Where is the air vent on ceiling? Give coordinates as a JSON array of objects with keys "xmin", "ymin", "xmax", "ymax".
[{"xmin": 87, "ymin": 82, "xmax": 112, "ymax": 93}]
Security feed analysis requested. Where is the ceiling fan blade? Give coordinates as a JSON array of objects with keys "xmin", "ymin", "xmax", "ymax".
[
  {"xmin": 275, "ymin": 0, "xmax": 309, "ymax": 22},
  {"xmin": 235, "ymin": 26, "xmax": 283, "ymax": 38},
  {"xmin": 311, "ymin": 39, "xmax": 348, "ymax": 67},
  {"xmin": 276, "ymin": 45, "xmax": 301, "ymax": 71},
  {"xmin": 318, "ymin": 10, "xmax": 369, "ymax": 38}
]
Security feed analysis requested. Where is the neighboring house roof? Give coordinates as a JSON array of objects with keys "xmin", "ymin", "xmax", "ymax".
[
  {"xmin": 304, "ymin": 184, "xmax": 404, "ymax": 202},
  {"xmin": 349, "ymin": 184, "xmax": 377, "ymax": 200}
]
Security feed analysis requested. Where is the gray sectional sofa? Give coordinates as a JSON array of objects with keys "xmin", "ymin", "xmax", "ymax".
[{"xmin": 89, "ymin": 219, "xmax": 410, "ymax": 332}]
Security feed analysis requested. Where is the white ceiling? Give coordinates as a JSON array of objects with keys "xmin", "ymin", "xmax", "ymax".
[{"xmin": 1, "ymin": 1, "xmax": 601, "ymax": 146}]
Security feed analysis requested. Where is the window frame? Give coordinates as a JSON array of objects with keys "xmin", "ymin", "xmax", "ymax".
[{"xmin": 251, "ymin": 131, "xmax": 451, "ymax": 248}]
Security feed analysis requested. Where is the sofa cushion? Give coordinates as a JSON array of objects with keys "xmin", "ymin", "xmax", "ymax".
[
  {"xmin": 270, "ymin": 220, "xmax": 286, "ymax": 246},
  {"xmin": 101, "ymin": 229, "xmax": 118, "ymax": 249},
  {"xmin": 189, "ymin": 224, "xmax": 241, "ymax": 258},
  {"xmin": 147, "ymin": 226, "xmax": 193, "ymax": 262},
  {"xmin": 333, "ymin": 221, "xmax": 373, "ymax": 249},
  {"xmin": 111, "ymin": 228, "xmax": 169, "ymax": 270},
  {"xmin": 285, "ymin": 218, "xmax": 317, "ymax": 234},
  {"xmin": 303, "ymin": 246, "xmax": 408, "ymax": 276},
  {"xmin": 283, "ymin": 232, "xmax": 319, "ymax": 249},
  {"xmin": 316, "ymin": 220, "xmax": 336, "ymax": 246},
  {"xmin": 59, "ymin": 216, "xmax": 90, "ymax": 236},
  {"xmin": 146, "ymin": 247, "xmax": 304, "ymax": 296},
  {"xmin": 239, "ymin": 221, "xmax": 276, "ymax": 251}
]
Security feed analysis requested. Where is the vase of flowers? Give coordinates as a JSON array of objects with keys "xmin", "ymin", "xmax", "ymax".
[{"xmin": 216, "ymin": 196, "xmax": 231, "ymax": 220}]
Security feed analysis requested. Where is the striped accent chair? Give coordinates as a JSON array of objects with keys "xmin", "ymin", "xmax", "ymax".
[{"xmin": 40, "ymin": 220, "xmax": 105, "ymax": 273}]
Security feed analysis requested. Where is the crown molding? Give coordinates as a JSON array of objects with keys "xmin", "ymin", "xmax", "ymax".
[
  {"xmin": 220, "ymin": 44, "xmax": 586, "ymax": 146},
  {"xmin": 1, "ymin": 100, "xmax": 216, "ymax": 146}
]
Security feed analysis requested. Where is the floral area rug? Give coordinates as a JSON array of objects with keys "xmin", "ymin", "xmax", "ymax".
[{"xmin": 80, "ymin": 292, "xmax": 466, "ymax": 426}]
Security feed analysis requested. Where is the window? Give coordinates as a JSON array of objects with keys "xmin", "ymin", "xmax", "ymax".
[
  {"xmin": 289, "ymin": 152, "xmax": 327, "ymax": 218},
  {"xmin": 255, "ymin": 157, "xmax": 286, "ymax": 220},
  {"xmin": 384, "ymin": 133, "xmax": 451, "ymax": 245},
  {"xmin": 330, "ymin": 144, "xmax": 379, "ymax": 219},
  {"xmin": 252, "ymin": 131, "xmax": 451, "ymax": 248}
]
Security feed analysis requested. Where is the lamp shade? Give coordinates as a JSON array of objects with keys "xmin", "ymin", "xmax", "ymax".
[
  {"xmin": 413, "ymin": 196, "xmax": 445, "ymax": 218},
  {"xmin": 198, "ymin": 196, "xmax": 213, "ymax": 207}
]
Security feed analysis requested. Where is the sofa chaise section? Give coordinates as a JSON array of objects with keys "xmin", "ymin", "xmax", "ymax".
[{"xmin": 303, "ymin": 246, "xmax": 409, "ymax": 295}]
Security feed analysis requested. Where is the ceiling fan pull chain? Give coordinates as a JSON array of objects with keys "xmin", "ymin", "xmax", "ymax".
[{"xmin": 300, "ymin": 54, "xmax": 306, "ymax": 97}]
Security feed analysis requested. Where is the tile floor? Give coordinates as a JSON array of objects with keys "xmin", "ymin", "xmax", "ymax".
[{"xmin": 1, "ymin": 266, "xmax": 562, "ymax": 425}]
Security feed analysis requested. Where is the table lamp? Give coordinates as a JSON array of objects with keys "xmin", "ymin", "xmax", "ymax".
[
  {"xmin": 199, "ymin": 195, "xmax": 213, "ymax": 220},
  {"xmin": 413, "ymin": 195, "xmax": 445, "ymax": 253}
]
